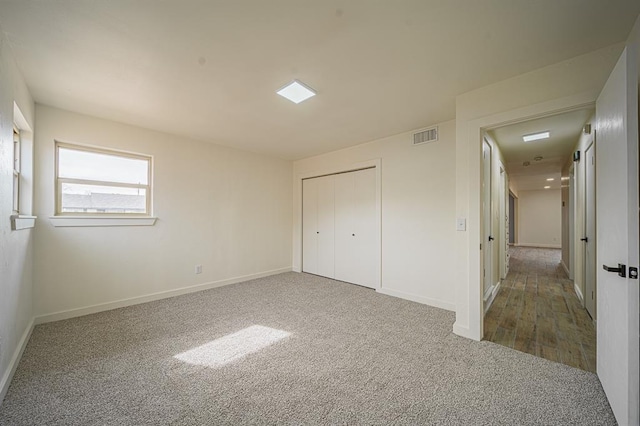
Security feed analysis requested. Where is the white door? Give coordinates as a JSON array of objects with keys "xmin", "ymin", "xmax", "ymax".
[
  {"xmin": 316, "ymin": 175, "xmax": 335, "ymax": 279},
  {"xmin": 482, "ymin": 139, "xmax": 493, "ymax": 299},
  {"xmin": 350, "ymin": 168, "xmax": 377, "ymax": 287},
  {"xmin": 302, "ymin": 175, "xmax": 335, "ymax": 279},
  {"xmin": 334, "ymin": 172, "xmax": 354, "ymax": 283},
  {"xmin": 568, "ymin": 166, "xmax": 575, "ymax": 280},
  {"xmin": 595, "ymin": 46, "xmax": 639, "ymax": 426},
  {"xmin": 499, "ymin": 166, "xmax": 509, "ymax": 279},
  {"xmin": 334, "ymin": 168, "xmax": 376, "ymax": 288},
  {"xmin": 302, "ymin": 178, "xmax": 319, "ymax": 275},
  {"xmin": 584, "ymin": 143, "xmax": 596, "ymax": 319}
]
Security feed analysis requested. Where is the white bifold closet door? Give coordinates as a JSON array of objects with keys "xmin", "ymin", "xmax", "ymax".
[
  {"xmin": 302, "ymin": 175, "xmax": 335, "ymax": 278},
  {"xmin": 303, "ymin": 168, "xmax": 376, "ymax": 289}
]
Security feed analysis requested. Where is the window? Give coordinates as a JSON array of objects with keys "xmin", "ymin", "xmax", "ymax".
[
  {"xmin": 55, "ymin": 142, "xmax": 152, "ymax": 216},
  {"xmin": 12, "ymin": 128, "xmax": 20, "ymax": 213}
]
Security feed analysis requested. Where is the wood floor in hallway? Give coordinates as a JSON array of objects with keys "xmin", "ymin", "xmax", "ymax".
[{"xmin": 484, "ymin": 246, "xmax": 596, "ymax": 373}]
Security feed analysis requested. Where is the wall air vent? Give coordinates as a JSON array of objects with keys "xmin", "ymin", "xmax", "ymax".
[{"xmin": 412, "ymin": 126, "xmax": 438, "ymax": 146}]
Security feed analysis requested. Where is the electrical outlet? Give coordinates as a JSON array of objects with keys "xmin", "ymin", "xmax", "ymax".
[{"xmin": 195, "ymin": 265, "xmax": 202, "ymax": 274}]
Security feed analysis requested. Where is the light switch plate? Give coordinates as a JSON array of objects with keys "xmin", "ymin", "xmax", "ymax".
[{"xmin": 456, "ymin": 218, "xmax": 466, "ymax": 231}]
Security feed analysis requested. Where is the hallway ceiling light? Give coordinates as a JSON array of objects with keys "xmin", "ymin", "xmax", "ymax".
[
  {"xmin": 277, "ymin": 80, "xmax": 316, "ymax": 104},
  {"xmin": 523, "ymin": 131, "xmax": 550, "ymax": 142},
  {"xmin": 544, "ymin": 186, "xmax": 551, "ymax": 189},
  {"xmin": 546, "ymin": 178, "xmax": 555, "ymax": 181}
]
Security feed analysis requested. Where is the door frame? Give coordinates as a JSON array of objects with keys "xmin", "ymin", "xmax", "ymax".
[
  {"xmin": 293, "ymin": 158, "xmax": 382, "ymax": 290},
  {"xmin": 453, "ymin": 91, "xmax": 597, "ymax": 341},
  {"xmin": 481, "ymin": 138, "xmax": 494, "ymax": 303},
  {"xmin": 584, "ymin": 141, "xmax": 597, "ymax": 319}
]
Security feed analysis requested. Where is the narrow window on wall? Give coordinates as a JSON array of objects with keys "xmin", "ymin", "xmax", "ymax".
[
  {"xmin": 13, "ymin": 128, "xmax": 20, "ymax": 213},
  {"xmin": 55, "ymin": 142, "xmax": 152, "ymax": 216}
]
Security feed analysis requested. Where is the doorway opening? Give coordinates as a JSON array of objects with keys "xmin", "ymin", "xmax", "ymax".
[
  {"xmin": 508, "ymin": 191, "xmax": 516, "ymax": 245},
  {"xmin": 481, "ymin": 107, "xmax": 597, "ymax": 372}
]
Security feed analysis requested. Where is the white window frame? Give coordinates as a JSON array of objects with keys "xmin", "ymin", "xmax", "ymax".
[
  {"xmin": 12, "ymin": 127, "xmax": 20, "ymax": 214},
  {"xmin": 54, "ymin": 141, "xmax": 153, "ymax": 217}
]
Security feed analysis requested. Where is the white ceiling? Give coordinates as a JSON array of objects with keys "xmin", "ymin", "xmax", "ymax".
[
  {"xmin": 0, "ymin": 1, "xmax": 638, "ymax": 160},
  {"xmin": 488, "ymin": 107, "xmax": 594, "ymax": 191}
]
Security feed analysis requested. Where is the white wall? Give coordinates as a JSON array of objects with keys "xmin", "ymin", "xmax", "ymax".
[
  {"xmin": 33, "ymin": 106, "xmax": 293, "ymax": 319},
  {"xmin": 454, "ymin": 43, "xmax": 625, "ymax": 340},
  {"xmin": 293, "ymin": 120, "xmax": 457, "ymax": 311},
  {"xmin": 517, "ymin": 189, "xmax": 561, "ymax": 248},
  {"xmin": 0, "ymin": 34, "xmax": 36, "ymax": 402}
]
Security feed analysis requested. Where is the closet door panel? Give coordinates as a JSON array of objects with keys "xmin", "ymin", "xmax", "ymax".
[
  {"xmin": 352, "ymin": 168, "xmax": 377, "ymax": 288},
  {"xmin": 302, "ymin": 178, "xmax": 318, "ymax": 275},
  {"xmin": 316, "ymin": 175, "xmax": 335, "ymax": 279},
  {"xmin": 334, "ymin": 172, "xmax": 355, "ymax": 283}
]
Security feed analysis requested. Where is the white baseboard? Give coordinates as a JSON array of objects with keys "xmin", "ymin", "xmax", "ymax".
[
  {"xmin": 515, "ymin": 243, "xmax": 561, "ymax": 249},
  {"xmin": 35, "ymin": 267, "xmax": 292, "ymax": 325},
  {"xmin": 561, "ymin": 260, "xmax": 570, "ymax": 277},
  {"xmin": 452, "ymin": 322, "xmax": 473, "ymax": 340},
  {"xmin": 574, "ymin": 283, "xmax": 584, "ymax": 304},
  {"xmin": 0, "ymin": 317, "xmax": 35, "ymax": 406},
  {"xmin": 376, "ymin": 287, "xmax": 455, "ymax": 312},
  {"xmin": 483, "ymin": 281, "xmax": 502, "ymax": 314}
]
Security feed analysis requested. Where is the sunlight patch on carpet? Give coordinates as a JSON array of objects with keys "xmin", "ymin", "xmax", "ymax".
[{"xmin": 174, "ymin": 325, "xmax": 290, "ymax": 368}]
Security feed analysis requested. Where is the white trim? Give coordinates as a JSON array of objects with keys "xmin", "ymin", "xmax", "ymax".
[
  {"xmin": 0, "ymin": 318, "xmax": 34, "ymax": 406},
  {"xmin": 515, "ymin": 243, "xmax": 562, "ymax": 249},
  {"xmin": 10, "ymin": 215, "xmax": 36, "ymax": 230},
  {"xmin": 457, "ymin": 91, "xmax": 598, "ymax": 342},
  {"xmin": 574, "ymin": 283, "xmax": 584, "ymax": 304},
  {"xmin": 483, "ymin": 284, "xmax": 495, "ymax": 302},
  {"xmin": 561, "ymin": 260, "xmax": 571, "ymax": 277},
  {"xmin": 453, "ymin": 322, "xmax": 471, "ymax": 339},
  {"xmin": 484, "ymin": 281, "xmax": 502, "ymax": 314},
  {"xmin": 35, "ymin": 267, "xmax": 291, "ymax": 324},
  {"xmin": 49, "ymin": 216, "xmax": 157, "ymax": 227},
  {"xmin": 376, "ymin": 287, "xmax": 455, "ymax": 312}
]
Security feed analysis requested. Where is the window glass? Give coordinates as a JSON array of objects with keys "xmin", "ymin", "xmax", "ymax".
[
  {"xmin": 12, "ymin": 129, "xmax": 20, "ymax": 213},
  {"xmin": 55, "ymin": 143, "xmax": 151, "ymax": 216},
  {"xmin": 58, "ymin": 147, "xmax": 148, "ymax": 185},
  {"xmin": 60, "ymin": 183, "xmax": 147, "ymax": 214}
]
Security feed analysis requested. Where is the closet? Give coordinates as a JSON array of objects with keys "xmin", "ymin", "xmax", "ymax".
[{"xmin": 302, "ymin": 167, "xmax": 377, "ymax": 288}]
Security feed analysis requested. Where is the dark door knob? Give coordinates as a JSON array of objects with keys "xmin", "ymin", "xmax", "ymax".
[
  {"xmin": 581, "ymin": 237, "xmax": 588, "ymax": 242},
  {"xmin": 488, "ymin": 236, "xmax": 494, "ymax": 241}
]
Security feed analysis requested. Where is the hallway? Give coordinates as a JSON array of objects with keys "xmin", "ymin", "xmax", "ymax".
[{"xmin": 484, "ymin": 247, "xmax": 596, "ymax": 372}]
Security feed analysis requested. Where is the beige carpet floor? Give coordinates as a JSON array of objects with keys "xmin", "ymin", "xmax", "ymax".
[{"xmin": 0, "ymin": 272, "xmax": 615, "ymax": 425}]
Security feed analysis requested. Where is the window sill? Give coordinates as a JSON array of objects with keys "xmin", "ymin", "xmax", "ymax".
[
  {"xmin": 49, "ymin": 216, "xmax": 157, "ymax": 227},
  {"xmin": 11, "ymin": 215, "xmax": 37, "ymax": 231}
]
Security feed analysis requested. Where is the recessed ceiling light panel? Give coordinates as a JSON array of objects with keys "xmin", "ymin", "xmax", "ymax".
[
  {"xmin": 277, "ymin": 80, "xmax": 316, "ymax": 104},
  {"xmin": 523, "ymin": 131, "xmax": 550, "ymax": 142},
  {"xmin": 546, "ymin": 178, "xmax": 554, "ymax": 181},
  {"xmin": 544, "ymin": 186, "xmax": 551, "ymax": 189}
]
